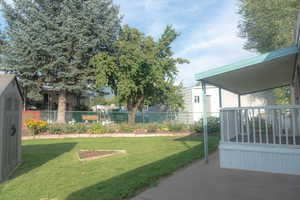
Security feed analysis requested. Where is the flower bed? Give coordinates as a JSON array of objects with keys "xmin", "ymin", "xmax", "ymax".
[{"xmin": 23, "ymin": 117, "xmax": 220, "ymax": 136}]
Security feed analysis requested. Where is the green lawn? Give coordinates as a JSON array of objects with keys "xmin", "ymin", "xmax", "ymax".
[{"xmin": 0, "ymin": 135, "xmax": 218, "ymax": 200}]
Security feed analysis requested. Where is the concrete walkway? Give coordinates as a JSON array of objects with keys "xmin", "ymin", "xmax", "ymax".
[{"xmin": 132, "ymin": 152, "xmax": 300, "ymax": 200}]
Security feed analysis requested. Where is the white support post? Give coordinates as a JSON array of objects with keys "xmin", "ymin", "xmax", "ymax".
[
  {"xmin": 238, "ymin": 94, "xmax": 241, "ymax": 107},
  {"xmin": 201, "ymin": 81, "xmax": 209, "ymax": 163},
  {"xmin": 219, "ymin": 88, "xmax": 222, "ymax": 108}
]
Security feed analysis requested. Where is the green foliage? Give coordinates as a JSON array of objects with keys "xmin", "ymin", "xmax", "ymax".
[
  {"xmin": 273, "ymin": 87, "xmax": 291, "ymax": 105},
  {"xmin": 118, "ymin": 123, "xmax": 135, "ymax": 133},
  {"xmin": 238, "ymin": 0, "xmax": 300, "ymax": 53},
  {"xmin": 190, "ymin": 117, "xmax": 220, "ymax": 133},
  {"xmin": 167, "ymin": 123, "xmax": 187, "ymax": 132},
  {"xmin": 91, "ymin": 25, "xmax": 188, "ymax": 123},
  {"xmin": 87, "ymin": 123, "xmax": 107, "ymax": 134},
  {"xmin": 48, "ymin": 123, "xmax": 88, "ymax": 134},
  {"xmin": 238, "ymin": 0, "xmax": 299, "ymax": 103},
  {"xmin": 0, "ymin": 0, "xmax": 121, "ymax": 108}
]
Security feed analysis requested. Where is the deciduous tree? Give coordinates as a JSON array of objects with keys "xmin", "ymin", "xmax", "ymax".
[{"xmin": 91, "ymin": 25, "xmax": 188, "ymax": 124}]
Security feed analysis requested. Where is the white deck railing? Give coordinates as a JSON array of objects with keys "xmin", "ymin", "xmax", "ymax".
[{"xmin": 220, "ymin": 105, "xmax": 300, "ymax": 146}]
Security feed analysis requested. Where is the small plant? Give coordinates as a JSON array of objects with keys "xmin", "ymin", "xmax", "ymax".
[
  {"xmin": 145, "ymin": 123, "xmax": 159, "ymax": 133},
  {"xmin": 118, "ymin": 124, "xmax": 135, "ymax": 133},
  {"xmin": 88, "ymin": 123, "xmax": 107, "ymax": 134},
  {"xmin": 25, "ymin": 120, "xmax": 48, "ymax": 135},
  {"xmin": 167, "ymin": 123, "xmax": 187, "ymax": 132},
  {"xmin": 48, "ymin": 124, "xmax": 64, "ymax": 135}
]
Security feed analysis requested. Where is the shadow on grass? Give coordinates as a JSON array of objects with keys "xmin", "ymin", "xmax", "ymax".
[
  {"xmin": 11, "ymin": 142, "xmax": 77, "ymax": 179},
  {"xmin": 66, "ymin": 136, "xmax": 218, "ymax": 200}
]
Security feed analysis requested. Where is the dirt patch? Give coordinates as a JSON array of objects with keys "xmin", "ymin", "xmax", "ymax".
[{"xmin": 77, "ymin": 150, "xmax": 126, "ymax": 161}]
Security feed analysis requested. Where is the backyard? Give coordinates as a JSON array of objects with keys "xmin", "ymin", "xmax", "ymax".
[{"xmin": 0, "ymin": 135, "xmax": 218, "ymax": 200}]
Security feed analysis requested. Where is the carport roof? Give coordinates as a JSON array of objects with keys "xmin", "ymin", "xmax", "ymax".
[{"xmin": 195, "ymin": 45, "xmax": 300, "ymax": 95}]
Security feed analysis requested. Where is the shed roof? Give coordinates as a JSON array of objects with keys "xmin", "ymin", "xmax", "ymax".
[
  {"xmin": 195, "ymin": 46, "xmax": 299, "ymax": 95},
  {"xmin": 0, "ymin": 74, "xmax": 23, "ymax": 100}
]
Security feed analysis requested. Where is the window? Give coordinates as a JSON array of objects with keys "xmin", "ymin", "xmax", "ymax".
[{"xmin": 194, "ymin": 96, "xmax": 200, "ymax": 103}]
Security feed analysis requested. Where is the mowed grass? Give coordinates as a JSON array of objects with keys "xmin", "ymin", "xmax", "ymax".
[{"xmin": 0, "ymin": 135, "xmax": 218, "ymax": 200}]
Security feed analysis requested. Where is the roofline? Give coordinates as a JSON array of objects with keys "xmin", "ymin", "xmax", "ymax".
[{"xmin": 195, "ymin": 45, "xmax": 300, "ymax": 81}]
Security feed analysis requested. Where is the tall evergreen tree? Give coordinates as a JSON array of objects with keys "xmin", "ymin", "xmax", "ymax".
[{"xmin": 0, "ymin": 0, "xmax": 121, "ymax": 122}]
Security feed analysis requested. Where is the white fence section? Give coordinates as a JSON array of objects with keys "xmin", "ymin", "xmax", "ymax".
[{"xmin": 220, "ymin": 105, "xmax": 300, "ymax": 146}]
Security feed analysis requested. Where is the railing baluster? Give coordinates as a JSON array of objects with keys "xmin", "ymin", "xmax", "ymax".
[
  {"xmin": 246, "ymin": 110, "xmax": 250, "ymax": 143},
  {"xmin": 292, "ymin": 109, "xmax": 296, "ymax": 145},
  {"xmin": 284, "ymin": 110, "xmax": 288, "ymax": 145},
  {"xmin": 272, "ymin": 110, "xmax": 276, "ymax": 144},
  {"xmin": 235, "ymin": 110, "xmax": 238, "ymax": 142},
  {"xmin": 241, "ymin": 109, "xmax": 244, "ymax": 143},
  {"xmin": 258, "ymin": 108, "xmax": 262, "ymax": 144},
  {"xmin": 265, "ymin": 109, "xmax": 269, "ymax": 144},
  {"xmin": 252, "ymin": 109, "xmax": 256, "ymax": 144},
  {"xmin": 278, "ymin": 110, "xmax": 282, "ymax": 145},
  {"xmin": 226, "ymin": 111, "xmax": 230, "ymax": 142}
]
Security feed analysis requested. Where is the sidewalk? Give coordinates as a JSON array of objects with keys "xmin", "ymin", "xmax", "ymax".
[{"xmin": 132, "ymin": 152, "xmax": 300, "ymax": 200}]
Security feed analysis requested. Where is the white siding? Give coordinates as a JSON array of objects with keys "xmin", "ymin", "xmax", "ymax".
[{"xmin": 219, "ymin": 143, "xmax": 300, "ymax": 175}]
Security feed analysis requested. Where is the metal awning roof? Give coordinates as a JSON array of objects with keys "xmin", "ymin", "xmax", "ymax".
[{"xmin": 195, "ymin": 46, "xmax": 300, "ymax": 95}]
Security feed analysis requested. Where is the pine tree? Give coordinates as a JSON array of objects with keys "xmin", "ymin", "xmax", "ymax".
[{"xmin": 0, "ymin": 0, "xmax": 121, "ymax": 122}]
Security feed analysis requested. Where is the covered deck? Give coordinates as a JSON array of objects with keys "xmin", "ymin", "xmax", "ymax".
[{"xmin": 195, "ymin": 46, "xmax": 300, "ymax": 175}]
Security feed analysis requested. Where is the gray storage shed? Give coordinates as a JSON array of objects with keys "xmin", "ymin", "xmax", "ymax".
[{"xmin": 0, "ymin": 74, "xmax": 23, "ymax": 182}]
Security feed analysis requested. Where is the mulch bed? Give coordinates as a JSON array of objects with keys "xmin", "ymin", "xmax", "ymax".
[{"xmin": 77, "ymin": 150, "xmax": 126, "ymax": 161}]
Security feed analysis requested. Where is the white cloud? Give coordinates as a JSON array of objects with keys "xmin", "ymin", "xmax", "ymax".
[
  {"xmin": 174, "ymin": 2, "xmax": 256, "ymax": 86},
  {"xmin": 113, "ymin": 0, "xmax": 257, "ymax": 87}
]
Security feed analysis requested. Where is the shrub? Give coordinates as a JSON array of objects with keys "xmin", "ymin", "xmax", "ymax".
[
  {"xmin": 74, "ymin": 123, "xmax": 88, "ymax": 133},
  {"xmin": 88, "ymin": 123, "xmax": 107, "ymax": 134},
  {"xmin": 118, "ymin": 124, "xmax": 135, "ymax": 133},
  {"xmin": 190, "ymin": 117, "xmax": 220, "ymax": 133},
  {"xmin": 167, "ymin": 123, "xmax": 187, "ymax": 132},
  {"xmin": 48, "ymin": 124, "xmax": 64, "ymax": 134},
  {"xmin": 25, "ymin": 120, "xmax": 48, "ymax": 135},
  {"xmin": 145, "ymin": 123, "xmax": 160, "ymax": 133}
]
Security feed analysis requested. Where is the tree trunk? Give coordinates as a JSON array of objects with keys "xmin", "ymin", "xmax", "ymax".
[
  {"xmin": 128, "ymin": 110, "xmax": 136, "ymax": 125},
  {"xmin": 57, "ymin": 91, "xmax": 67, "ymax": 123}
]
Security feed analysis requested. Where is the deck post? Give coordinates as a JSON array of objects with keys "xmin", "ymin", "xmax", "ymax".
[
  {"xmin": 219, "ymin": 88, "xmax": 222, "ymax": 108},
  {"xmin": 201, "ymin": 81, "xmax": 209, "ymax": 163}
]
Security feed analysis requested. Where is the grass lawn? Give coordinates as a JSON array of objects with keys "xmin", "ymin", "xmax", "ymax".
[{"xmin": 0, "ymin": 135, "xmax": 218, "ymax": 200}]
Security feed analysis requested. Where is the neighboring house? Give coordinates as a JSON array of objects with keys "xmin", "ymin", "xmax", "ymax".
[
  {"xmin": 195, "ymin": 13, "xmax": 300, "ymax": 175},
  {"xmin": 180, "ymin": 85, "xmax": 273, "ymax": 123}
]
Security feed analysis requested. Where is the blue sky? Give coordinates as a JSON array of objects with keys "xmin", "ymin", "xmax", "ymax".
[
  {"xmin": 113, "ymin": 0, "xmax": 256, "ymax": 86},
  {"xmin": 1, "ymin": 0, "xmax": 257, "ymax": 86}
]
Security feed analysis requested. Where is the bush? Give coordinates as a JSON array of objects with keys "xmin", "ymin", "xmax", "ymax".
[
  {"xmin": 167, "ymin": 123, "xmax": 187, "ymax": 132},
  {"xmin": 145, "ymin": 123, "xmax": 160, "ymax": 133},
  {"xmin": 190, "ymin": 117, "xmax": 220, "ymax": 133},
  {"xmin": 88, "ymin": 123, "xmax": 107, "ymax": 134},
  {"xmin": 118, "ymin": 124, "xmax": 135, "ymax": 133},
  {"xmin": 25, "ymin": 120, "xmax": 48, "ymax": 135},
  {"xmin": 74, "ymin": 123, "xmax": 88, "ymax": 133},
  {"xmin": 48, "ymin": 124, "xmax": 64, "ymax": 134}
]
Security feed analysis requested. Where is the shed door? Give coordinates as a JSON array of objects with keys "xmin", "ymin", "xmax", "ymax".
[{"xmin": 2, "ymin": 95, "xmax": 20, "ymax": 178}]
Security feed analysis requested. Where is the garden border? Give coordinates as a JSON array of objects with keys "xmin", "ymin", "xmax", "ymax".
[{"xmin": 22, "ymin": 133, "xmax": 192, "ymax": 140}]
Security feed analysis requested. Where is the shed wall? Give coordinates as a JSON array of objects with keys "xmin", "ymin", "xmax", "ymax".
[{"xmin": 0, "ymin": 79, "xmax": 22, "ymax": 182}]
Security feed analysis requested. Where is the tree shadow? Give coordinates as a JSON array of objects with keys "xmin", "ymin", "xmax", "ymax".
[
  {"xmin": 11, "ymin": 142, "xmax": 76, "ymax": 179},
  {"xmin": 66, "ymin": 137, "xmax": 218, "ymax": 200}
]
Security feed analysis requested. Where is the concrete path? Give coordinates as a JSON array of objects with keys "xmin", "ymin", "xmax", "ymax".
[{"xmin": 132, "ymin": 152, "xmax": 300, "ymax": 200}]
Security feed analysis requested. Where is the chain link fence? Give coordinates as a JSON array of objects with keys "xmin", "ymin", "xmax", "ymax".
[{"xmin": 34, "ymin": 110, "xmax": 220, "ymax": 124}]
